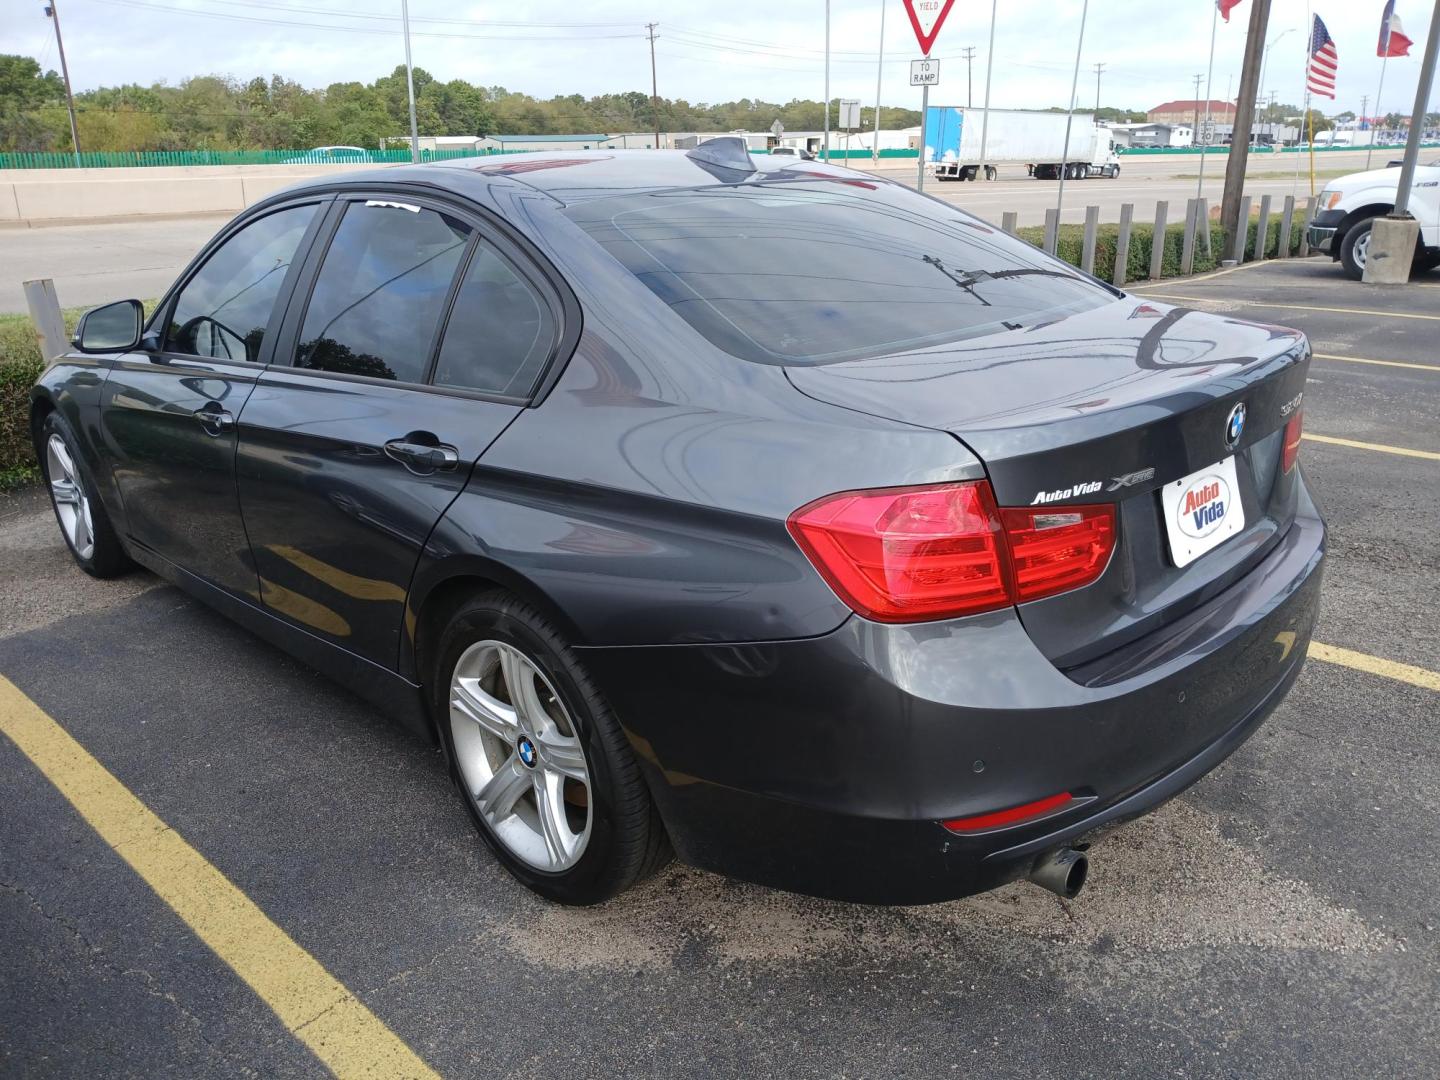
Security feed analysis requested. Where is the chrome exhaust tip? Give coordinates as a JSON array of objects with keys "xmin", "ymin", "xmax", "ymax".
[{"xmin": 1028, "ymin": 847, "xmax": 1089, "ymax": 899}]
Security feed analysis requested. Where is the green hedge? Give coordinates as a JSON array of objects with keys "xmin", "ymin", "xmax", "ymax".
[
  {"xmin": 1015, "ymin": 214, "xmax": 1303, "ymax": 285},
  {"xmin": 0, "ymin": 307, "xmax": 88, "ymax": 491}
]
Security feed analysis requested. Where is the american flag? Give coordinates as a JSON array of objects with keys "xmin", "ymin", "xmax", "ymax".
[{"xmin": 1306, "ymin": 15, "xmax": 1338, "ymax": 100}]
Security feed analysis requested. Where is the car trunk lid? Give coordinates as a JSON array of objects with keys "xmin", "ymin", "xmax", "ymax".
[{"xmin": 786, "ymin": 297, "xmax": 1311, "ymax": 669}]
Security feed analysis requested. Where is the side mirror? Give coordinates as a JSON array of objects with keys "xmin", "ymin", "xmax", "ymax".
[{"xmin": 73, "ymin": 299, "xmax": 145, "ymax": 353}]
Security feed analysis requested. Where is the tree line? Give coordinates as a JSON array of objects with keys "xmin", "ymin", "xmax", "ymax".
[{"xmin": 1, "ymin": 54, "xmax": 925, "ymax": 153}]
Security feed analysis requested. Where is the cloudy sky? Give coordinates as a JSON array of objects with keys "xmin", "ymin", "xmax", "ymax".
[{"xmin": 4, "ymin": 0, "xmax": 1435, "ymax": 119}]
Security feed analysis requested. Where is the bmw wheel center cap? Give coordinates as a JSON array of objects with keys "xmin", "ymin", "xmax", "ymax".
[
  {"xmin": 1226, "ymin": 402, "xmax": 1246, "ymax": 448},
  {"xmin": 517, "ymin": 736, "xmax": 538, "ymax": 768}
]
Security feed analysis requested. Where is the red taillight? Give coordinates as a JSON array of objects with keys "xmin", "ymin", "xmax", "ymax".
[
  {"xmin": 999, "ymin": 504, "xmax": 1116, "ymax": 604},
  {"xmin": 1282, "ymin": 409, "xmax": 1303, "ymax": 473},
  {"xmin": 942, "ymin": 791, "xmax": 1075, "ymax": 834},
  {"xmin": 787, "ymin": 480, "xmax": 1116, "ymax": 623},
  {"xmin": 786, "ymin": 482, "xmax": 1010, "ymax": 622}
]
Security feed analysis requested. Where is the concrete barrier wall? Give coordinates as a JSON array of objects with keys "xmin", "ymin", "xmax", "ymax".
[{"xmin": 0, "ymin": 163, "xmax": 383, "ymax": 225}]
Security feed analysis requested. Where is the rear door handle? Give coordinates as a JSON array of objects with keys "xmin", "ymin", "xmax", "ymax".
[
  {"xmin": 384, "ymin": 438, "xmax": 459, "ymax": 474},
  {"xmin": 194, "ymin": 404, "xmax": 235, "ymax": 433}
]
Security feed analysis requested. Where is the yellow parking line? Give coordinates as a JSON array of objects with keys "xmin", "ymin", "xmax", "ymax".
[
  {"xmin": 1313, "ymin": 352, "xmax": 1440, "ymax": 373},
  {"xmin": 1309, "ymin": 643, "xmax": 1440, "ymax": 692},
  {"xmin": 1137, "ymin": 294, "xmax": 1440, "ymax": 321},
  {"xmin": 1303, "ymin": 433, "xmax": 1440, "ymax": 461},
  {"xmin": 0, "ymin": 676, "xmax": 440, "ymax": 1080}
]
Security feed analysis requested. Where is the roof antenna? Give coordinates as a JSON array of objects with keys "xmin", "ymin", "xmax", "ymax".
[{"xmin": 685, "ymin": 136, "xmax": 756, "ymax": 173}]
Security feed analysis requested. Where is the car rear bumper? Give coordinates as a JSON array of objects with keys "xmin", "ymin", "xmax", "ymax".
[{"xmin": 580, "ymin": 477, "xmax": 1325, "ymax": 905}]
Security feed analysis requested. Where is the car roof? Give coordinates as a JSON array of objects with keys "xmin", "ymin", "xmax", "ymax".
[{"xmin": 271, "ymin": 149, "xmax": 880, "ymax": 208}]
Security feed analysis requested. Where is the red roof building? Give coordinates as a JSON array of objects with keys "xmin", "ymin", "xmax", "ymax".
[{"xmin": 1148, "ymin": 100, "xmax": 1238, "ymax": 124}]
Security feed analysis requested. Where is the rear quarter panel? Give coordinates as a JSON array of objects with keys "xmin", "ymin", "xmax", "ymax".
[{"xmin": 408, "ymin": 195, "xmax": 986, "ymax": 650}]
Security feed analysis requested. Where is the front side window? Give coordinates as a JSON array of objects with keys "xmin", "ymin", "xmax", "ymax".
[
  {"xmin": 432, "ymin": 244, "xmax": 557, "ymax": 397},
  {"xmin": 564, "ymin": 180, "xmax": 1118, "ymax": 365},
  {"xmin": 167, "ymin": 203, "xmax": 317, "ymax": 362},
  {"xmin": 296, "ymin": 202, "xmax": 471, "ymax": 383}
]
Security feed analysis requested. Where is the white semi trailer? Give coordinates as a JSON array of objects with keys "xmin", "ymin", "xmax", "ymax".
[{"xmin": 925, "ymin": 107, "xmax": 1121, "ymax": 181}]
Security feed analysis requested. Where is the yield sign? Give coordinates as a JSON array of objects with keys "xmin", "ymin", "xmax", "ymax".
[{"xmin": 902, "ymin": 0, "xmax": 956, "ymax": 57}]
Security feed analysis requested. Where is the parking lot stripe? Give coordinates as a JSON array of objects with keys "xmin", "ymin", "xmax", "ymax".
[
  {"xmin": 1136, "ymin": 294, "xmax": 1440, "ymax": 322},
  {"xmin": 1310, "ymin": 643, "xmax": 1440, "ymax": 692},
  {"xmin": 0, "ymin": 676, "xmax": 441, "ymax": 1080},
  {"xmin": 1303, "ymin": 433, "xmax": 1440, "ymax": 461},
  {"xmin": 1313, "ymin": 352, "xmax": 1440, "ymax": 373}
]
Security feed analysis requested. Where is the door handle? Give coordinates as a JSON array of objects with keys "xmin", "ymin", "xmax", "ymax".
[
  {"xmin": 384, "ymin": 438, "xmax": 459, "ymax": 474},
  {"xmin": 194, "ymin": 404, "xmax": 235, "ymax": 433}
]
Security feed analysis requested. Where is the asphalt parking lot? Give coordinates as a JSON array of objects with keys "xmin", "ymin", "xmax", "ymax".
[{"xmin": 2, "ymin": 256, "xmax": 1437, "ymax": 1078}]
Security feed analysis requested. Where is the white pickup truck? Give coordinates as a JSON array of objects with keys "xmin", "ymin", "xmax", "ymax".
[{"xmin": 1307, "ymin": 159, "xmax": 1440, "ymax": 279}]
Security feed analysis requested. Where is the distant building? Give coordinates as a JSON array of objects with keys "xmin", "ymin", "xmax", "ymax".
[
  {"xmin": 1147, "ymin": 99, "xmax": 1237, "ymax": 125},
  {"xmin": 1106, "ymin": 122, "xmax": 1193, "ymax": 148},
  {"xmin": 476, "ymin": 134, "xmax": 610, "ymax": 152}
]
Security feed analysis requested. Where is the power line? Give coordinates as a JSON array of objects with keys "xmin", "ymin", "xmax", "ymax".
[
  {"xmin": 962, "ymin": 47, "xmax": 976, "ymax": 107},
  {"xmin": 1093, "ymin": 61, "xmax": 1106, "ymax": 111}
]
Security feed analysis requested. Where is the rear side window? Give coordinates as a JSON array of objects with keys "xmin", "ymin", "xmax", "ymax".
[
  {"xmin": 432, "ymin": 244, "xmax": 557, "ymax": 397},
  {"xmin": 296, "ymin": 202, "xmax": 471, "ymax": 383},
  {"xmin": 167, "ymin": 203, "xmax": 316, "ymax": 362},
  {"xmin": 564, "ymin": 181, "xmax": 1116, "ymax": 365}
]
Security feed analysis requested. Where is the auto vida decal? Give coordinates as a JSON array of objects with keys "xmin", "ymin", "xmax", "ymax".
[
  {"xmin": 1176, "ymin": 472, "xmax": 1231, "ymax": 538},
  {"xmin": 1030, "ymin": 481, "xmax": 1103, "ymax": 505}
]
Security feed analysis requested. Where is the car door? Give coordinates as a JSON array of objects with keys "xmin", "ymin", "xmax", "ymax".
[
  {"xmin": 235, "ymin": 192, "xmax": 566, "ymax": 669},
  {"xmin": 99, "ymin": 197, "xmax": 328, "ymax": 599}
]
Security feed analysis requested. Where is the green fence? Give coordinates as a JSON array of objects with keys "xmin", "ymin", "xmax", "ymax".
[{"xmin": 0, "ymin": 147, "xmax": 527, "ymax": 170}]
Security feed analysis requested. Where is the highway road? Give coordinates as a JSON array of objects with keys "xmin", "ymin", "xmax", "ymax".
[{"xmin": 0, "ymin": 148, "xmax": 1401, "ymax": 313}]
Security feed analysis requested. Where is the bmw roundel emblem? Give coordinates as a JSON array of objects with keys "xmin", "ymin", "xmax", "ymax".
[
  {"xmin": 517, "ymin": 736, "xmax": 538, "ymax": 768},
  {"xmin": 1225, "ymin": 402, "xmax": 1246, "ymax": 449}
]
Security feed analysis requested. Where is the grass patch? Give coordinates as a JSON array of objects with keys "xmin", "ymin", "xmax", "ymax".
[{"xmin": 1173, "ymin": 168, "xmax": 1351, "ymax": 181}]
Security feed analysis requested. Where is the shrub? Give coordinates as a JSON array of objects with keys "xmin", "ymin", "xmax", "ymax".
[{"xmin": 1014, "ymin": 212, "xmax": 1301, "ymax": 285}]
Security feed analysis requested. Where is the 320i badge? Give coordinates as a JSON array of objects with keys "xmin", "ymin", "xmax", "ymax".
[{"xmin": 31, "ymin": 139, "xmax": 1324, "ymax": 906}]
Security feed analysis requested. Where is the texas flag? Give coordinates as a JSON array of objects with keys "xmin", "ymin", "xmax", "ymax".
[
  {"xmin": 1378, "ymin": 1, "xmax": 1413, "ymax": 57},
  {"xmin": 1218, "ymin": 0, "xmax": 1245, "ymax": 22}
]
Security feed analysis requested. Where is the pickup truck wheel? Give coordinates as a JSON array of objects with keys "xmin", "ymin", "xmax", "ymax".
[
  {"xmin": 1339, "ymin": 216, "xmax": 1376, "ymax": 280},
  {"xmin": 1414, "ymin": 252, "xmax": 1440, "ymax": 275}
]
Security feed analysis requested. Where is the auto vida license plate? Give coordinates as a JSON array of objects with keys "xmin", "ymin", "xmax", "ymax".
[{"xmin": 1161, "ymin": 456, "xmax": 1246, "ymax": 568}]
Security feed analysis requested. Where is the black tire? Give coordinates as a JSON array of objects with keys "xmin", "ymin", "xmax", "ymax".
[
  {"xmin": 1339, "ymin": 215, "xmax": 1377, "ymax": 281},
  {"xmin": 984, "ymin": 165, "xmax": 997, "ymax": 181},
  {"xmin": 432, "ymin": 590, "xmax": 671, "ymax": 904},
  {"xmin": 1412, "ymin": 252, "xmax": 1440, "ymax": 275},
  {"xmin": 37, "ymin": 411, "xmax": 133, "ymax": 579}
]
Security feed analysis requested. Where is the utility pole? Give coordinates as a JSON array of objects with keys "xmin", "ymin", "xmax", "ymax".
[
  {"xmin": 647, "ymin": 23, "xmax": 661, "ymax": 148},
  {"xmin": 42, "ymin": 0, "xmax": 82, "ymax": 166},
  {"xmin": 963, "ymin": 47, "xmax": 977, "ymax": 107},
  {"xmin": 1221, "ymin": 0, "xmax": 1272, "ymax": 256},
  {"xmin": 1094, "ymin": 62, "xmax": 1106, "ymax": 112},
  {"xmin": 1359, "ymin": 94, "xmax": 1369, "ymax": 158},
  {"xmin": 1197, "ymin": 0, "xmax": 1220, "ymax": 199},
  {"xmin": 1192, "ymin": 73, "xmax": 1204, "ymax": 137},
  {"xmin": 400, "ymin": 0, "xmax": 420, "ymax": 163}
]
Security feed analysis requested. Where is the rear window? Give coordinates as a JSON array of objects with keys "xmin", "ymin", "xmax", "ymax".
[{"xmin": 563, "ymin": 180, "xmax": 1116, "ymax": 365}]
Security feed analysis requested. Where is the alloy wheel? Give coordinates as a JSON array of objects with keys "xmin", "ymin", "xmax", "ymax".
[
  {"xmin": 1354, "ymin": 230, "xmax": 1371, "ymax": 269},
  {"xmin": 46, "ymin": 434, "xmax": 95, "ymax": 560},
  {"xmin": 449, "ymin": 640, "xmax": 593, "ymax": 872}
]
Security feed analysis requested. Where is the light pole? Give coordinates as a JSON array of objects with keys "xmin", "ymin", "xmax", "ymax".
[
  {"xmin": 1257, "ymin": 27, "xmax": 1293, "ymax": 147},
  {"xmin": 823, "ymin": 0, "xmax": 831, "ymax": 161},
  {"xmin": 400, "ymin": 0, "xmax": 420, "ymax": 163},
  {"xmin": 872, "ymin": 0, "xmax": 886, "ymax": 164}
]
